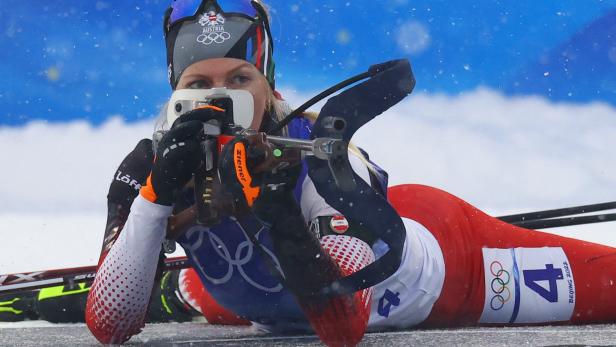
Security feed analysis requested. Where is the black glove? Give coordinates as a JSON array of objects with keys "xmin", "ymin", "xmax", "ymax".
[
  {"xmin": 142, "ymin": 120, "xmax": 204, "ymax": 206},
  {"xmin": 218, "ymin": 136, "xmax": 301, "ymax": 225}
]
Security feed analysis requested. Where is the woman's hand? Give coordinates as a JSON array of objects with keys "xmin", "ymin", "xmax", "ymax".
[
  {"xmin": 218, "ymin": 135, "xmax": 301, "ymax": 224},
  {"xmin": 141, "ymin": 120, "xmax": 204, "ymax": 206}
]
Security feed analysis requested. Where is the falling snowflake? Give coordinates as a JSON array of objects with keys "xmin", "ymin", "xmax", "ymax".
[{"xmin": 396, "ymin": 21, "xmax": 431, "ymax": 55}]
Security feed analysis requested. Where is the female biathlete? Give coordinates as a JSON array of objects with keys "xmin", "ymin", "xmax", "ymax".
[{"xmin": 84, "ymin": 1, "xmax": 616, "ymax": 346}]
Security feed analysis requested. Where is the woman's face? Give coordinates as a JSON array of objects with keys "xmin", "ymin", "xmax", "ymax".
[{"xmin": 176, "ymin": 58, "xmax": 269, "ymax": 130}]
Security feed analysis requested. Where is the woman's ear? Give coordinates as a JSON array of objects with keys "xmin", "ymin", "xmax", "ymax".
[{"xmin": 273, "ymin": 90, "xmax": 284, "ymax": 101}]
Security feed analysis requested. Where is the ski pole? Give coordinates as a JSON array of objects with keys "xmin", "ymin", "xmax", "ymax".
[
  {"xmin": 497, "ymin": 201, "xmax": 616, "ymax": 224},
  {"xmin": 510, "ymin": 213, "xmax": 616, "ymax": 229}
]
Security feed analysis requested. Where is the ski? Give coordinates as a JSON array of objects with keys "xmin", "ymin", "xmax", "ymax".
[{"xmin": 0, "ymin": 256, "xmax": 190, "ymax": 295}]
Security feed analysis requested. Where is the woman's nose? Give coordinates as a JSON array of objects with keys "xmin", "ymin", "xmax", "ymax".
[{"xmin": 211, "ymin": 78, "xmax": 227, "ymax": 88}]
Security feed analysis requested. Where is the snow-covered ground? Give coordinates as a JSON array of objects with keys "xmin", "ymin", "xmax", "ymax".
[
  {"xmin": 1, "ymin": 88, "xmax": 615, "ymax": 275},
  {"xmin": 3, "ymin": 322, "xmax": 616, "ymax": 346}
]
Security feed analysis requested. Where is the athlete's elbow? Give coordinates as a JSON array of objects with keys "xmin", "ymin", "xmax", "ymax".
[{"xmin": 85, "ymin": 280, "xmax": 145, "ymax": 344}]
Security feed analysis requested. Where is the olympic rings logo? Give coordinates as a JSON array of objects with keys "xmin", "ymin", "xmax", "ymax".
[
  {"xmin": 184, "ymin": 223, "xmax": 284, "ymax": 293},
  {"xmin": 489, "ymin": 261, "xmax": 512, "ymax": 310},
  {"xmin": 197, "ymin": 29, "xmax": 231, "ymax": 45}
]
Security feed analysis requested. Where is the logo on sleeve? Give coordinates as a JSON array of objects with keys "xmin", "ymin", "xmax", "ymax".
[{"xmin": 115, "ymin": 170, "xmax": 142, "ymax": 191}]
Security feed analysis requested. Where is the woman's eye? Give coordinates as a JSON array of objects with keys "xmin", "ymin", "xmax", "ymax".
[
  {"xmin": 230, "ymin": 74, "xmax": 251, "ymax": 85},
  {"xmin": 188, "ymin": 80, "xmax": 209, "ymax": 89}
]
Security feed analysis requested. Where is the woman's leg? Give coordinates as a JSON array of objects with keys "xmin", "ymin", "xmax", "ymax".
[
  {"xmin": 389, "ymin": 184, "xmax": 616, "ymax": 327},
  {"xmin": 177, "ymin": 268, "xmax": 250, "ymax": 325}
]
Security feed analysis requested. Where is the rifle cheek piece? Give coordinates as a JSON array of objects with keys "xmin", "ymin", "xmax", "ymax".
[{"xmin": 166, "ymin": 88, "xmax": 255, "ymax": 131}]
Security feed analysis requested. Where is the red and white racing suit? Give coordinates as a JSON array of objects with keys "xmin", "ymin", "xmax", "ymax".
[{"xmin": 85, "ymin": 151, "xmax": 616, "ymax": 344}]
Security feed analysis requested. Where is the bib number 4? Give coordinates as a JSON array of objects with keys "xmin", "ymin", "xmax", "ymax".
[
  {"xmin": 377, "ymin": 289, "xmax": 400, "ymax": 318},
  {"xmin": 480, "ymin": 247, "xmax": 575, "ymax": 324},
  {"xmin": 523, "ymin": 264, "xmax": 564, "ymax": 303}
]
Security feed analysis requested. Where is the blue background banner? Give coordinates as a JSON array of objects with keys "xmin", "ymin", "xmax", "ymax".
[{"xmin": 1, "ymin": 0, "xmax": 615, "ymax": 125}]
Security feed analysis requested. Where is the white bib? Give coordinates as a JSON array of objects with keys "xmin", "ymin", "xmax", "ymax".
[{"xmin": 479, "ymin": 247, "xmax": 575, "ymax": 324}]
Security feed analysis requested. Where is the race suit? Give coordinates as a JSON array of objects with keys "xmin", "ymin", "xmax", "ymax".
[
  {"xmin": 85, "ymin": 117, "xmax": 445, "ymax": 343},
  {"xmin": 86, "ymin": 117, "xmax": 616, "ymax": 345}
]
